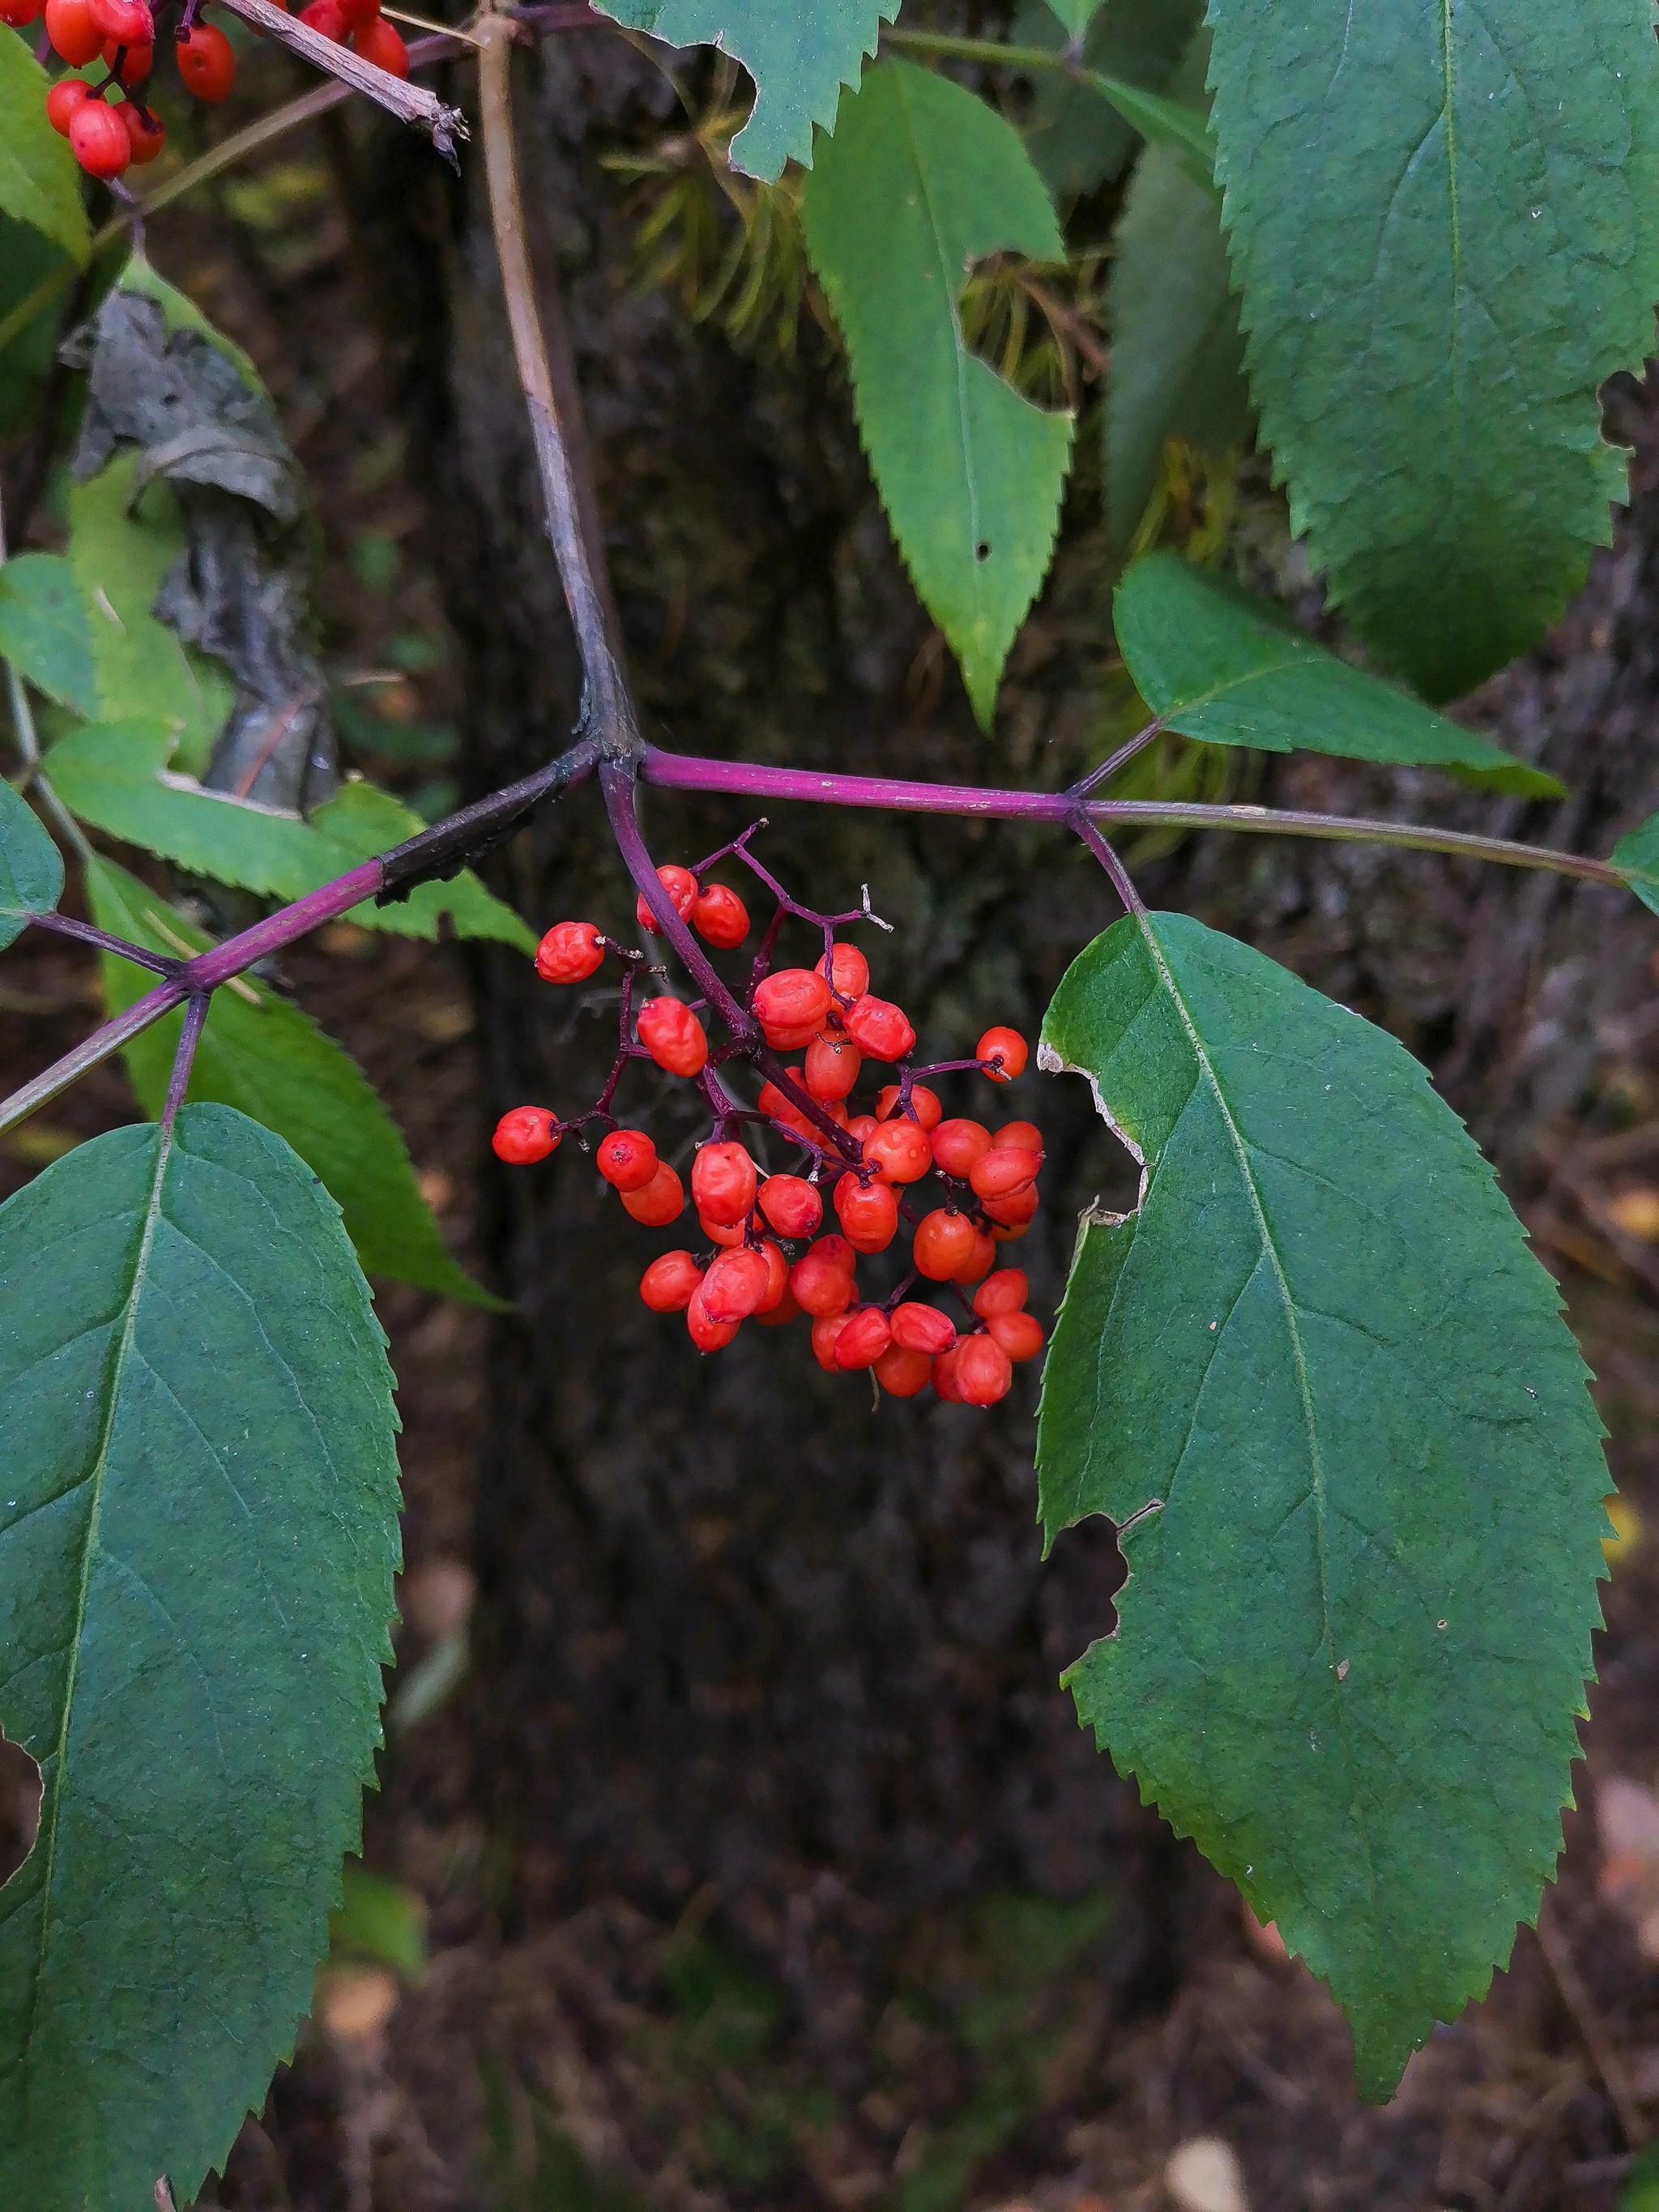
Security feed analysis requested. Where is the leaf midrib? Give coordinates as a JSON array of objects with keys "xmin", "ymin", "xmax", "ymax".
[{"xmin": 21, "ymin": 1120, "xmax": 174, "ymax": 2090}]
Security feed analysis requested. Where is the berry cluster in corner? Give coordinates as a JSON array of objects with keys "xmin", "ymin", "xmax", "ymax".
[
  {"xmin": 8, "ymin": 0, "xmax": 406, "ymax": 180},
  {"xmin": 493, "ymin": 830, "xmax": 1047, "ymax": 1408}
]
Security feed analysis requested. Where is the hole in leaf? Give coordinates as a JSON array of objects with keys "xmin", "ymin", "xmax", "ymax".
[
  {"xmin": 975, "ymin": 542, "xmax": 992, "ymax": 563},
  {"xmin": 0, "ymin": 1732, "xmax": 42, "ymax": 1887}
]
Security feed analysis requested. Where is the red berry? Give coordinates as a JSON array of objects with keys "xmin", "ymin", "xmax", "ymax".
[
  {"xmin": 493, "ymin": 1105, "xmax": 560, "ymax": 1164},
  {"xmin": 0, "ymin": 0, "xmax": 44, "ymax": 25},
  {"xmin": 876, "ymin": 1083, "xmax": 942, "ymax": 1132},
  {"xmin": 932, "ymin": 1120, "xmax": 992, "ymax": 1178},
  {"xmin": 812, "ymin": 1313, "xmax": 851, "ymax": 1370},
  {"xmin": 597, "ymin": 1128, "xmax": 658, "ymax": 1194},
  {"xmin": 844, "ymin": 1114, "xmax": 877, "ymax": 1146},
  {"xmin": 699, "ymin": 1212, "xmax": 746, "ymax": 1249},
  {"xmin": 816, "ymin": 944, "xmax": 868, "ymax": 1000},
  {"xmin": 101, "ymin": 31, "xmax": 151, "ymax": 78},
  {"xmin": 45, "ymin": 77, "xmax": 90, "ymax": 132},
  {"xmin": 981, "ymin": 1185, "xmax": 1039, "ymax": 1230},
  {"xmin": 875, "ymin": 1343, "xmax": 932, "ymax": 1398},
  {"xmin": 45, "ymin": 0, "xmax": 100, "ymax": 62},
  {"xmin": 973, "ymin": 1268, "xmax": 1028, "ymax": 1319},
  {"xmin": 756, "ymin": 1287, "xmax": 802, "ymax": 1328},
  {"xmin": 953, "ymin": 1228, "xmax": 997, "ymax": 1283},
  {"xmin": 687, "ymin": 1282, "xmax": 740, "ymax": 1352},
  {"xmin": 638, "ymin": 997, "xmax": 708, "ymax": 1077},
  {"xmin": 622, "ymin": 1160, "xmax": 684, "ymax": 1225},
  {"xmin": 754, "ymin": 968, "xmax": 833, "ymax": 1037},
  {"xmin": 932, "ymin": 1343, "xmax": 966, "ymax": 1403},
  {"xmin": 834, "ymin": 1172, "xmax": 898, "ymax": 1254},
  {"xmin": 843, "ymin": 994, "xmax": 915, "ymax": 1062},
  {"xmin": 691, "ymin": 1140, "xmax": 757, "ymax": 1227},
  {"xmin": 789, "ymin": 1251, "xmax": 858, "ymax": 1319},
  {"xmin": 764, "ymin": 1020, "xmax": 825, "ymax": 1053},
  {"xmin": 120, "ymin": 98, "xmax": 165, "ymax": 159},
  {"xmin": 834, "ymin": 1307, "xmax": 892, "ymax": 1371},
  {"xmin": 890, "ymin": 1302, "xmax": 956, "ymax": 1356},
  {"xmin": 992, "ymin": 1121, "xmax": 1043, "ymax": 1151},
  {"xmin": 808, "ymin": 1233, "xmax": 858, "ymax": 1271},
  {"xmin": 89, "ymin": 0, "xmax": 149, "ymax": 43},
  {"xmin": 535, "ymin": 920, "xmax": 605, "ymax": 984},
  {"xmin": 177, "ymin": 19, "xmax": 235, "ymax": 96},
  {"xmin": 968, "ymin": 1146, "xmax": 1041, "ymax": 1201},
  {"xmin": 804, "ymin": 1032, "xmax": 860, "ymax": 1102},
  {"xmin": 334, "ymin": 0, "xmax": 377, "ymax": 25},
  {"xmin": 863, "ymin": 1119, "xmax": 932, "ymax": 1185},
  {"xmin": 977, "ymin": 1026, "xmax": 1028, "ymax": 1082},
  {"xmin": 757, "ymin": 1173, "xmax": 822, "ymax": 1239},
  {"xmin": 692, "ymin": 881, "xmax": 749, "ymax": 949},
  {"xmin": 70, "ymin": 96, "xmax": 131, "ymax": 173},
  {"xmin": 987, "ymin": 1309, "xmax": 1045, "ymax": 1364},
  {"xmin": 640, "ymin": 1251, "xmax": 702, "ymax": 1313},
  {"xmin": 755, "ymin": 1240, "xmax": 790, "ymax": 1313},
  {"xmin": 637, "ymin": 862, "xmax": 697, "ymax": 936},
  {"xmin": 348, "ymin": 7, "xmax": 405, "ymax": 68},
  {"xmin": 757, "ymin": 1078, "xmax": 822, "ymax": 1147},
  {"xmin": 913, "ymin": 1208, "xmax": 977, "ymax": 1281},
  {"xmin": 956, "ymin": 1334, "xmax": 1014, "ymax": 1404},
  {"xmin": 297, "ymin": 0, "xmax": 346, "ymax": 35},
  {"xmin": 702, "ymin": 1245, "xmax": 772, "ymax": 1323}
]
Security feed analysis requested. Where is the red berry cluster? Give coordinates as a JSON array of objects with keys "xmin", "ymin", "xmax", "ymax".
[{"xmin": 493, "ymin": 843, "xmax": 1048, "ymax": 1409}]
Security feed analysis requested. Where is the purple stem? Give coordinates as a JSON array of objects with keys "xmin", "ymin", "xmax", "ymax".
[
  {"xmin": 1073, "ymin": 813, "xmax": 1145, "ymax": 917},
  {"xmin": 1067, "ymin": 719, "xmax": 1163, "ymax": 801},
  {"xmin": 160, "ymin": 993, "xmax": 209, "ymax": 1135},
  {"xmin": 32, "ymin": 911, "xmax": 181, "ymax": 976}
]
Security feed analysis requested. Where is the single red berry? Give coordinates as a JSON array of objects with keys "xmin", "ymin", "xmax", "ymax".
[
  {"xmin": 932, "ymin": 1119, "xmax": 993, "ymax": 1178},
  {"xmin": 843, "ymin": 994, "xmax": 915, "ymax": 1062},
  {"xmin": 535, "ymin": 920, "xmax": 605, "ymax": 984},
  {"xmin": 699, "ymin": 1212, "xmax": 746, "ymax": 1249},
  {"xmin": 808, "ymin": 1233, "xmax": 858, "ymax": 1271},
  {"xmin": 804, "ymin": 1032, "xmax": 860, "ymax": 1103},
  {"xmin": 702, "ymin": 1245, "xmax": 772, "ymax": 1324},
  {"xmin": 0, "ymin": 0, "xmax": 44, "ymax": 26},
  {"xmin": 969, "ymin": 1146, "xmax": 1041, "ymax": 1201},
  {"xmin": 755, "ymin": 1286, "xmax": 802, "ymax": 1328},
  {"xmin": 754, "ymin": 968, "xmax": 833, "ymax": 1039},
  {"xmin": 334, "ymin": 0, "xmax": 377, "ymax": 26},
  {"xmin": 104, "ymin": 36, "xmax": 153, "ymax": 82},
  {"xmin": 120, "ymin": 99, "xmax": 165, "ymax": 159},
  {"xmin": 876, "ymin": 1082, "xmax": 941, "ymax": 1131},
  {"xmin": 297, "ymin": 0, "xmax": 347, "ymax": 34},
  {"xmin": 762, "ymin": 1020, "xmax": 825, "ymax": 1053},
  {"xmin": 69, "ymin": 96, "xmax": 131, "ymax": 175},
  {"xmin": 348, "ymin": 6, "xmax": 405, "ymax": 67},
  {"xmin": 977, "ymin": 1026, "xmax": 1028, "ymax": 1082},
  {"xmin": 987, "ymin": 1309, "xmax": 1045, "ymax": 1364},
  {"xmin": 956, "ymin": 1334, "xmax": 1015, "ymax": 1405},
  {"xmin": 932, "ymin": 1343, "xmax": 966, "ymax": 1403},
  {"xmin": 597, "ymin": 1128, "xmax": 658, "ymax": 1194},
  {"xmin": 811, "ymin": 1313, "xmax": 851, "ymax": 1371},
  {"xmin": 622, "ymin": 1160, "xmax": 684, "ymax": 1225},
  {"xmin": 816, "ymin": 944, "xmax": 868, "ymax": 1000},
  {"xmin": 864, "ymin": 1119, "xmax": 932, "ymax": 1185},
  {"xmin": 176, "ymin": 19, "xmax": 236, "ymax": 97},
  {"xmin": 834, "ymin": 1172, "xmax": 898, "ymax": 1254},
  {"xmin": 691, "ymin": 1140, "xmax": 758, "ymax": 1227},
  {"xmin": 992, "ymin": 1120, "xmax": 1043, "ymax": 1152},
  {"xmin": 640, "ymin": 1251, "xmax": 702, "ymax": 1313},
  {"xmin": 692, "ymin": 881, "xmax": 749, "ymax": 949},
  {"xmin": 890, "ymin": 1302, "xmax": 956, "ymax": 1356},
  {"xmin": 45, "ymin": 0, "xmax": 100, "ymax": 62},
  {"xmin": 45, "ymin": 76, "xmax": 90, "ymax": 132},
  {"xmin": 789, "ymin": 1251, "xmax": 858, "ymax": 1319},
  {"xmin": 875, "ymin": 1343, "xmax": 932, "ymax": 1398},
  {"xmin": 687, "ymin": 1282, "xmax": 740, "ymax": 1353},
  {"xmin": 973, "ymin": 1268, "xmax": 1028, "ymax": 1319},
  {"xmin": 89, "ymin": 0, "xmax": 150, "ymax": 44},
  {"xmin": 636, "ymin": 862, "xmax": 697, "ymax": 935},
  {"xmin": 755, "ymin": 1240, "xmax": 790, "ymax": 1314},
  {"xmin": 954, "ymin": 1228, "xmax": 997, "ymax": 1282},
  {"xmin": 834, "ymin": 1307, "xmax": 892, "ymax": 1371},
  {"xmin": 913, "ymin": 1208, "xmax": 977, "ymax": 1281},
  {"xmin": 981, "ymin": 1185, "xmax": 1039, "ymax": 1230},
  {"xmin": 493, "ymin": 1105, "xmax": 560, "ymax": 1165},
  {"xmin": 638, "ymin": 997, "xmax": 708, "ymax": 1077},
  {"xmin": 757, "ymin": 1173, "xmax": 822, "ymax": 1239}
]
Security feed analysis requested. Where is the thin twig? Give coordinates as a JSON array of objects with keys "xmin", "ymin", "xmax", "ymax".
[
  {"xmin": 160, "ymin": 993, "xmax": 211, "ymax": 1134},
  {"xmin": 1073, "ymin": 810, "xmax": 1146, "ymax": 917},
  {"xmin": 213, "ymin": 0, "xmax": 468, "ymax": 155},
  {"xmin": 1068, "ymin": 718, "xmax": 1163, "ymax": 800},
  {"xmin": 30, "ymin": 912, "xmax": 181, "ymax": 976}
]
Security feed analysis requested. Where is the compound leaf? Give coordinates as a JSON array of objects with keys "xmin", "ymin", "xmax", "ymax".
[
  {"xmin": 0, "ymin": 1104, "xmax": 400, "ymax": 2205},
  {"xmin": 0, "ymin": 781, "xmax": 62, "ymax": 950},
  {"xmin": 0, "ymin": 553, "xmax": 98, "ymax": 716},
  {"xmin": 590, "ymin": 0, "xmax": 893, "ymax": 179},
  {"xmin": 87, "ymin": 858, "xmax": 501, "ymax": 1307},
  {"xmin": 0, "ymin": 31, "xmax": 89, "ymax": 266},
  {"xmin": 1115, "ymin": 552, "xmax": 1561, "ymax": 797},
  {"xmin": 1036, "ymin": 912, "xmax": 1609, "ymax": 2096},
  {"xmin": 1206, "ymin": 0, "xmax": 1659, "ymax": 702},
  {"xmin": 802, "ymin": 58, "xmax": 1073, "ymax": 728}
]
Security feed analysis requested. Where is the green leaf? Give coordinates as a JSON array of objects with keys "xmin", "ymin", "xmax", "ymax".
[
  {"xmin": 87, "ymin": 857, "xmax": 502, "ymax": 1307},
  {"xmin": 1083, "ymin": 70, "xmax": 1209, "ymax": 186},
  {"xmin": 0, "ymin": 781, "xmax": 62, "ymax": 949},
  {"xmin": 1621, "ymin": 2138, "xmax": 1659, "ymax": 2212},
  {"xmin": 1104, "ymin": 148, "xmax": 1248, "ymax": 552},
  {"xmin": 1114, "ymin": 552, "xmax": 1563, "ymax": 797},
  {"xmin": 1044, "ymin": 0, "xmax": 1102, "ymax": 34},
  {"xmin": 45, "ymin": 720, "xmax": 534, "ymax": 950},
  {"xmin": 1015, "ymin": 0, "xmax": 1203, "ymax": 199},
  {"xmin": 67, "ymin": 454, "xmax": 237, "ymax": 779},
  {"xmin": 0, "ymin": 1103, "xmax": 401, "ymax": 2204},
  {"xmin": 0, "ymin": 553, "xmax": 97, "ymax": 717},
  {"xmin": 801, "ymin": 58, "xmax": 1074, "ymax": 728},
  {"xmin": 1035, "ymin": 912, "xmax": 1609, "ymax": 2096},
  {"xmin": 117, "ymin": 248, "xmax": 264, "ymax": 394},
  {"xmin": 1610, "ymin": 814, "xmax": 1659, "ymax": 916},
  {"xmin": 1207, "ymin": 0, "xmax": 1659, "ymax": 702},
  {"xmin": 329, "ymin": 1861, "xmax": 429, "ymax": 1979},
  {"xmin": 589, "ymin": 0, "xmax": 893, "ymax": 180},
  {"xmin": 0, "ymin": 218, "xmax": 71, "ymax": 439},
  {"xmin": 0, "ymin": 30, "xmax": 90, "ymax": 265}
]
